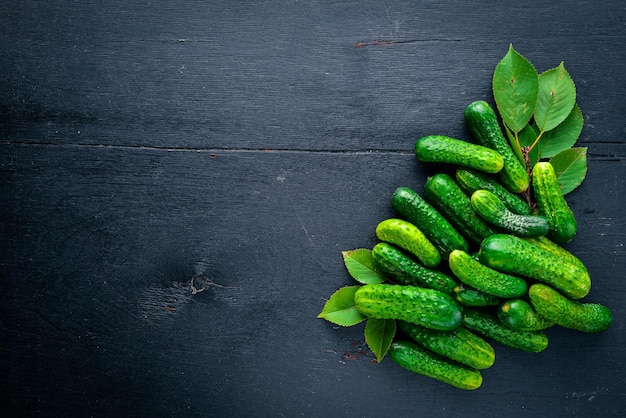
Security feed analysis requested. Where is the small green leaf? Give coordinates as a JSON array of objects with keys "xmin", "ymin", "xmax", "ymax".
[
  {"xmin": 534, "ymin": 62, "xmax": 577, "ymax": 132},
  {"xmin": 364, "ymin": 317, "xmax": 396, "ymax": 363},
  {"xmin": 492, "ymin": 44, "xmax": 539, "ymax": 133},
  {"xmin": 342, "ymin": 249, "xmax": 385, "ymax": 284},
  {"xmin": 537, "ymin": 103, "xmax": 584, "ymax": 159},
  {"xmin": 318, "ymin": 286, "xmax": 367, "ymax": 326},
  {"xmin": 549, "ymin": 147, "xmax": 588, "ymax": 194}
]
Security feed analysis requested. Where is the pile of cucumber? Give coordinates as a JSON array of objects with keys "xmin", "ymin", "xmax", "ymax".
[{"xmin": 319, "ymin": 100, "xmax": 612, "ymax": 391}]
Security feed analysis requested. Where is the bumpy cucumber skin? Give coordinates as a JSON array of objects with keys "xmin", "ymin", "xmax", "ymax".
[
  {"xmin": 456, "ymin": 168, "xmax": 532, "ymax": 215},
  {"xmin": 391, "ymin": 186, "xmax": 469, "ymax": 258},
  {"xmin": 479, "ymin": 234, "xmax": 591, "ymax": 300},
  {"xmin": 449, "ymin": 249, "xmax": 527, "ymax": 298},
  {"xmin": 524, "ymin": 236, "xmax": 589, "ymax": 275},
  {"xmin": 415, "ymin": 135, "xmax": 504, "ymax": 174},
  {"xmin": 424, "ymin": 174, "xmax": 496, "ymax": 245},
  {"xmin": 471, "ymin": 189, "xmax": 549, "ymax": 238},
  {"xmin": 463, "ymin": 309, "xmax": 549, "ymax": 353},
  {"xmin": 354, "ymin": 284, "xmax": 462, "ymax": 331},
  {"xmin": 529, "ymin": 284, "xmax": 612, "ymax": 333},
  {"xmin": 388, "ymin": 340, "xmax": 483, "ymax": 390},
  {"xmin": 375, "ymin": 218, "xmax": 441, "ymax": 268},
  {"xmin": 398, "ymin": 321, "xmax": 495, "ymax": 370},
  {"xmin": 498, "ymin": 299, "xmax": 554, "ymax": 331},
  {"xmin": 453, "ymin": 284, "xmax": 500, "ymax": 307},
  {"xmin": 464, "ymin": 101, "xmax": 530, "ymax": 193},
  {"xmin": 532, "ymin": 162, "xmax": 577, "ymax": 243},
  {"xmin": 371, "ymin": 243, "xmax": 457, "ymax": 294}
]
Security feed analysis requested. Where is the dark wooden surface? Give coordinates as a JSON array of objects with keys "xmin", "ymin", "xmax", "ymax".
[{"xmin": 2, "ymin": 1, "xmax": 625, "ymax": 416}]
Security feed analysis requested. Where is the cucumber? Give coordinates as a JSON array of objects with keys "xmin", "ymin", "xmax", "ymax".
[
  {"xmin": 371, "ymin": 242, "xmax": 457, "ymax": 294},
  {"xmin": 463, "ymin": 309, "xmax": 549, "ymax": 353},
  {"xmin": 456, "ymin": 168, "xmax": 531, "ymax": 215},
  {"xmin": 464, "ymin": 100, "xmax": 530, "ymax": 193},
  {"xmin": 354, "ymin": 284, "xmax": 462, "ymax": 331},
  {"xmin": 398, "ymin": 321, "xmax": 495, "ymax": 370},
  {"xmin": 414, "ymin": 135, "xmax": 504, "ymax": 174},
  {"xmin": 424, "ymin": 174, "xmax": 496, "ymax": 245},
  {"xmin": 470, "ymin": 189, "xmax": 549, "ymax": 238},
  {"xmin": 388, "ymin": 340, "xmax": 483, "ymax": 390},
  {"xmin": 498, "ymin": 299, "xmax": 554, "ymax": 331},
  {"xmin": 391, "ymin": 186, "xmax": 469, "ymax": 258},
  {"xmin": 478, "ymin": 234, "xmax": 591, "ymax": 300},
  {"xmin": 449, "ymin": 249, "xmax": 527, "ymax": 298},
  {"xmin": 528, "ymin": 284, "xmax": 612, "ymax": 333},
  {"xmin": 524, "ymin": 236, "xmax": 588, "ymax": 275},
  {"xmin": 532, "ymin": 162, "xmax": 577, "ymax": 243},
  {"xmin": 453, "ymin": 284, "xmax": 500, "ymax": 307},
  {"xmin": 375, "ymin": 218, "xmax": 441, "ymax": 268}
]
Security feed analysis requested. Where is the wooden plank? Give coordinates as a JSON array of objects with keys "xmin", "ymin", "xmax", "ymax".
[
  {"xmin": 1, "ymin": 1, "xmax": 625, "ymax": 151},
  {"xmin": 1, "ymin": 143, "xmax": 625, "ymax": 416}
]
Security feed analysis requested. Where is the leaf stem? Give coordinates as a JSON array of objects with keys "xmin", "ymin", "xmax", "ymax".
[
  {"xmin": 514, "ymin": 131, "xmax": 522, "ymax": 151},
  {"xmin": 521, "ymin": 147, "xmax": 536, "ymax": 210},
  {"xmin": 527, "ymin": 130, "xmax": 544, "ymax": 152}
]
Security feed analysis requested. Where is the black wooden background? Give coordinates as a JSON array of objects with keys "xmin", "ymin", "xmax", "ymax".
[{"xmin": 2, "ymin": 1, "xmax": 625, "ymax": 417}]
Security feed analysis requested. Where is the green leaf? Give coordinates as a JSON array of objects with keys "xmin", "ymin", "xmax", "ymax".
[
  {"xmin": 537, "ymin": 103, "xmax": 584, "ymax": 159},
  {"xmin": 534, "ymin": 62, "xmax": 577, "ymax": 132},
  {"xmin": 364, "ymin": 318, "xmax": 396, "ymax": 363},
  {"xmin": 318, "ymin": 286, "xmax": 367, "ymax": 326},
  {"xmin": 342, "ymin": 249, "xmax": 385, "ymax": 284},
  {"xmin": 549, "ymin": 147, "xmax": 588, "ymax": 194},
  {"xmin": 492, "ymin": 44, "xmax": 539, "ymax": 133}
]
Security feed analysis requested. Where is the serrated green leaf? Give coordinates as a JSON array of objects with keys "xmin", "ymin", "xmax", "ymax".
[
  {"xmin": 537, "ymin": 103, "xmax": 584, "ymax": 159},
  {"xmin": 534, "ymin": 62, "xmax": 577, "ymax": 132},
  {"xmin": 492, "ymin": 44, "xmax": 539, "ymax": 133},
  {"xmin": 549, "ymin": 147, "xmax": 587, "ymax": 194},
  {"xmin": 364, "ymin": 317, "xmax": 396, "ymax": 363},
  {"xmin": 318, "ymin": 286, "xmax": 367, "ymax": 326},
  {"xmin": 342, "ymin": 249, "xmax": 385, "ymax": 284}
]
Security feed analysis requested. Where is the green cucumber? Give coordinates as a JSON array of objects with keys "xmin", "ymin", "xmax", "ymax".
[
  {"xmin": 398, "ymin": 321, "xmax": 495, "ymax": 370},
  {"xmin": 449, "ymin": 249, "xmax": 527, "ymax": 298},
  {"xmin": 498, "ymin": 299, "xmax": 554, "ymax": 331},
  {"xmin": 528, "ymin": 284, "xmax": 612, "ymax": 333},
  {"xmin": 414, "ymin": 135, "xmax": 504, "ymax": 174},
  {"xmin": 478, "ymin": 234, "xmax": 591, "ymax": 300},
  {"xmin": 375, "ymin": 218, "xmax": 441, "ymax": 268},
  {"xmin": 388, "ymin": 340, "xmax": 483, "ymax": 390},
  {"xmin": 371, "ymin": 242, "xmax": 457, "ymax": 294},
  {"xmin": 463, "ymin": 309, "xmax": 549, "ymax": 353},
  {"xmin": 532, "ymin": 162, "xmax": 577, "ymax": 243},
  {"xmin": 453, "ymin": 284, "xmax": 500, "ymax": 307},
  {"xmin": 524, "ymin": 236, "xmax": 588, "ymax": 275},
  {"xmin": 424, "ymin": 174, "xmax": 496, "ymax": 245},
  {"xmin": 456, "ymin": 168, "xmax": 531, "ymax": 215},
  {"xmin": 470, "ymin": 189, "xmax": 549, "ymax": 238},
  {"xmin": 391, "ymin": 186, "xmax": 469, "ymax": 258},
  {"xmin": 354, "ymin": 284, "xmax": 462, "ymax": 331},
  {"xmin": 464, "ymin": 100, "xmax": 530, "ymax": 193}
]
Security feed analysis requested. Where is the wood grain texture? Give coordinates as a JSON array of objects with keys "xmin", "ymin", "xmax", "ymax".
[
  {"xmin": 1, "ymin": 0, "xmax": 626, "ymax": 417},
  {"xmin": 2, "ymin": 1, "xmax": 625, "ymax": 151}
]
